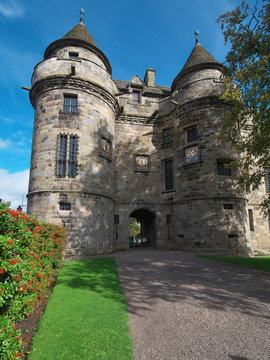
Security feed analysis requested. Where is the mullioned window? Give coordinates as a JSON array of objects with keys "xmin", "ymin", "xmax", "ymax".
[{"xmin": 56, "ymin": 134, "xmax": 78, "ymax": 178}]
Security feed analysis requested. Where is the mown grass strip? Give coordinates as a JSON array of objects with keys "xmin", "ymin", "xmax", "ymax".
[
  {"xmin": 198, "ymin": 255, "xmax": 270, "ymax": 272},
  {"xmin": 28, "ymin": 257, "xmax": 133, "ymax": 360}
]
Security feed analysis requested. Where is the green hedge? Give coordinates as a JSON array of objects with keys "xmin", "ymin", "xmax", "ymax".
[{"xmin": 0, "ymin": 204, "xmax": 66, "ymax": 359}]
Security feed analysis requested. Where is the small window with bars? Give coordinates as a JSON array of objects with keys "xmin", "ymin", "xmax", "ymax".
[
  {"xmin": 224, "ymin": 203, "xmax": 233, "ymax": 210},
  {"xmin": 69, "ymin": 52, "xmax": 79, "ymax": 60},
  {"xmin": 217, "ymin": 160, "xmax": 232, "ymax": 176},
  {"xmin": 163, "ymin": 128, "xmax": 172, "ymax": 146},
  {"xmin": 166, "ymin": 214, "xmax": 171, "ymax": 224},
  {"xmin": 56, "ymin": 134, "xmax": 78, "ymax": 178},
  {"xmin": 186, "ymin": 126, "xmax": 197, "ymax": 142},
  {"xmin": 63, "ymin": 94, "xmax": 78, "ymax": 113},
  {"xmin": 59, "ymin": 202, "xmax": 71, "ymax": 211},
  {"xmin": 264, "ymin": 168, "xmax": 270, "ymax": 193},
  {"xmin": 248, "ymin": 209, "xmax": 254, "ymax": 232},
  {"xmin": 132, "ymin": 90, "xmax": 141, "ymax": 104},
  {"xmin": 114, "ymin": 215, "xmax": 120, "ymax": 224},
  {"xmin": 164, "ymin": 159, "xmax": 174, "ymax": 191}
]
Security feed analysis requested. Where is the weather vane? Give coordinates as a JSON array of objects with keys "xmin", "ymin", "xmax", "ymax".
[
  {"xmin": 80, "ymin": 8, "xmax": 85, "ymax": 24},
  {"xmin": 194, "ymin": 30, "xmax": 200, "ymax": 44}
]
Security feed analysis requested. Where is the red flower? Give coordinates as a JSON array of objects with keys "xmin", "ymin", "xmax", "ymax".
[
  {"xmin": 24, "ymin": 228, "xmax": 31, "ymax": 232},
  {"xmin": 14, "ymin": 352, "xmax": 24, "ymax": 358},
  {"xmin": 9, "ymin": 259, "xmax": 20, "ymax": 264},
  {"xmin": 36, "ymin": 226, "xmax": 42, "ymax": 230},
  {"xmin": 0, "ymin": 269, "xmax": 5, "ymax": 274},
  {"xmin": 8, "ymin": 239, "xmax": 13, "ymax": 246}
]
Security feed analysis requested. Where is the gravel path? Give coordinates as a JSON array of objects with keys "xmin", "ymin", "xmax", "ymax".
[{"xmin": 114, "ymin": 249, "xmax": 270, "ymax": 360}]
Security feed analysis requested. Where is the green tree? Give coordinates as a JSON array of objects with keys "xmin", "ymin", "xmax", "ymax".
[
  {"xmin": 0, "ymin": 200, "xmax": 11, "ymax": 211},
  {"xmin": 129, "ymin": 217, "xmax": 141, "ymax": 238},
  {"xmin": 217, "ymin": 0, "xmax": 270, "ymax": 212}
]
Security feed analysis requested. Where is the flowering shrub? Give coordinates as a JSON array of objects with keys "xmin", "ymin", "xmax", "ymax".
[{"xmin": 0, "ymin": 204, "xmax": 66, "ymax": 359}]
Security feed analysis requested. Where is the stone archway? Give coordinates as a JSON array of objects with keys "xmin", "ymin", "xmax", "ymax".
[{"xmin": 129, "ymin": 208, "xmax": 156, "ymax": 248}]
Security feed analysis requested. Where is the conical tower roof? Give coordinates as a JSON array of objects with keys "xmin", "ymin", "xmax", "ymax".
[
  {"xmin": 44, "ymin": 15, "xmax": 111, "ymax": 74},
  {"xmin": 62, "ymin": 23, "xmax": 98, "ymax": 47},
  {"xmin": 171, "ymin": 43, "xmax": 225, "ymax": 91},
  {"xmin": 182, "ymin": 43, "xmax": 219, "ymax": 72}
]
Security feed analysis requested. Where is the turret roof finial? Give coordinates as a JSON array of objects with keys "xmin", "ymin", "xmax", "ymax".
[
  {"xmin": 194, "ymin": 30, "xmax": 200, "ymax": 45},
  {"xmin": 80, "ymin": 8, "xmax": 85, "ymax": 25}
]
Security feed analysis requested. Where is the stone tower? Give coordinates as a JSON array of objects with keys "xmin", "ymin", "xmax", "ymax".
[
  {"xmin": 27, "ymin": 13, "xmax": 119, "ymax": 256},
  {"xmin": 27, "ymin": 16, "xmax": 270, "ymax": 257},
  {"xmin": 166, "ymin": 42, "xmax": 251, "ymax": 253}
]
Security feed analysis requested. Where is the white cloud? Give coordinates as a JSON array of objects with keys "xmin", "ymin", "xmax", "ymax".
[
  {"xmin": 0, "ymin": 0, "xmax": 25, "ymax": 19},
  {"xmin": 0, "ymin": 138, "xmax": 11, "ymax": 149},
  {"xmin": 0, "ymin": 133, "xmax": 32, "ymax": 153},
  {"xmin": 0, "ymin": 168, "xmax": 29, "ymax": 209}
]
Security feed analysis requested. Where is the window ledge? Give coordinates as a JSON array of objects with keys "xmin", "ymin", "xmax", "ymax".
[
  {"xmin": 185, "ymin": 140, "xmax": 199, "ymax": 145},
  {"xmin": 134, "ymin": 169, "xmax": 151, "ymax": 173},
  {"xmin": 183, "ymin": 160, "xmax": 203, "ymax": 168},
  {"xmin": 59, "ymin": 111, "xmax": 79, "ymax": 116},
  {"xmin": 55, "ymin": 176, "xmax": 77, "ymax": 180},
  {"xmin": 162, "ymin": 189, "xmax": 175, "ymax": 194},
  {"xmin": 217, "ymin": 175, "xmax": 233, "ymax": 177}
]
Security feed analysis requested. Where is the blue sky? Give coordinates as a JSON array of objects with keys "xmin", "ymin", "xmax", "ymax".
[{"xmin": 0, "ymin": 0, "xmax": 257, "ymax": 208}]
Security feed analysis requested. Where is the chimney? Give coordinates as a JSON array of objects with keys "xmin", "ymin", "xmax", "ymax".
[{"xmin": 144, "ymin": 68, "xmax": 156, "ymax": 86}]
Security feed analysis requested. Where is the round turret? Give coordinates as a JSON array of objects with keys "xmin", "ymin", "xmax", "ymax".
[
  {"xmin": 162, "ymin": 39, "xmax": 251, "ymax": 256},
  {"xmin": 27, "ymin": 12, "xmax": 118, "ymax": 257},
  {"xmin": 171, "ymin": 42, "xmax": 226, "ymax": 104}
]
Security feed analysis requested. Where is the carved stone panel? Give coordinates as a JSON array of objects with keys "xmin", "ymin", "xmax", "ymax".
[
  {"xmin": 134, "ymin": 155, "xmax": 150, "ymax": 171},
  {"xmin": 184, "ymin": 145, "xmax": 200, "ymax": 163},
  {"xmin": 99, "ymin": 137, "xmax": 112, "ymax": 161}
]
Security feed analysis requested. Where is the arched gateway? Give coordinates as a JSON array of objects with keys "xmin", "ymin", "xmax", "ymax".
[{"xmin": 129, "ymin": 209, "xmax": 156, "ymax": 248}]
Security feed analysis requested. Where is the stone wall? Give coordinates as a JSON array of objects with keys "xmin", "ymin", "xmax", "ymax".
[
  {"xmin": 27, "ymin": 33, "xmax": 269, "ymax": 257},
  {"xmin": 247, "ymin": 182, "xmax": 270, "ymax": 252}
]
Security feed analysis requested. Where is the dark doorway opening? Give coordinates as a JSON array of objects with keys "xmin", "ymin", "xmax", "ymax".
[{"xmin": 129, "ymin": 208, "xmax": 156, "ymax": 248}]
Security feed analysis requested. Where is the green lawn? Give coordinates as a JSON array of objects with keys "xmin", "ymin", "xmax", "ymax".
[
  {"xmin": 28, "ymin": 257, "xmax": 133, "ymax": 360},
  {"xmin": 198, "ymin": 255, "xmax": 270, "ymax": 272}
]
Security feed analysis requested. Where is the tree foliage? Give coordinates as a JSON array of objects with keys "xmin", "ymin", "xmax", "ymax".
[
  {"xmin": 129, "ymin": 217, "xmax": 141, "ymax": 238},
  {"xmin": 217, "ymin": 0, "xmax": 270, "ymax": 212},
  {"xmin": 0, "ymin": 201, "xmax": 11, "ymax": 211}
]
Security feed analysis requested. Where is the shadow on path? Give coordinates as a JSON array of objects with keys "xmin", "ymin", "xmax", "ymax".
[{"xmin": 114, "ymin": 249, "xmax": 270, "ymax": 319}]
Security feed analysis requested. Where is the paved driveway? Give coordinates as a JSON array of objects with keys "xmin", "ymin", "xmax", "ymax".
[{"xmin": 114, "ymin": 249, "xmax": 270, "ymax": 360}]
